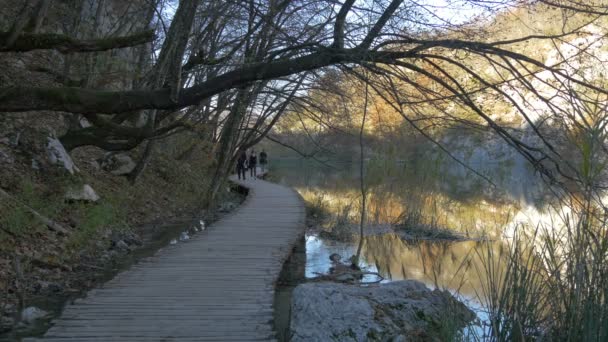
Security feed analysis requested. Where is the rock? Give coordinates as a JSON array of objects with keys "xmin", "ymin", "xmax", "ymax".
[
  {"xmin": 99, "ymin": 153, "xmax": 136, "ymax": 175},
  {"xmin": 90, "ymin": 160, "xmax": 101, "ymax": 171},
  {"xmin": 96, "ymin": 240, "xmax": 108, "ymax": 249},
  {"xmin": 34, "ymin": 281, "xmax": 63, "ymax": 293},
  {"xmin": 2, "ymin": 303, "xmax": 16, "ymax": 315},
  {"xmin": 10, "ymin": 59, "xmax": 25, "ymax": 69},
  {"xmin": 169, "ymin": 239, "xmax": 177, "ymax": 245},
  {"xmin": 20, "ymin": 307, "xmax": 48, "ymax": 324},
  {"xmin": 392, "ymin": 335, "xmax": 407, "ymax": 342},
  {"xmin": 0, "ymin": 148, "xmax": 13, "ymax": 164},
  {"xmin": 65, "ymin": 184, "xmax": 100, "ymax": 202},
  {"xmin": 218, "ymin": 202, "xmax": 237, "ymax": 212},
  {"xmin": 47, "ymin": 137, "xmax": 79, "ymax": 174},
  {"xmin": 122, "ymin": 232, "xmax": 142, "ymax": 246},
  {"xmin": 290, "ymin": 281, "xmax": 475, "ymax": 342},
  {"xmin": 9, "ymin": 132, "xmax": 20, "ymax": 147},
  {"xmin": 79, "ymin": 117, "xmax": 92, "ymax": 128},
  {"xmin": 100, "ymin": 250, "xmax": 118, "ymax": 262},
  {"xmin": 0, "ymin": 316, "xmax": 14, "ymax": 333},
  {"xmin": 179, "ymin": 232, "xmax": 190, "ymax": 241},
  {"xmin": 31, "ymin": 158, "xmax": 40, "ymax": 170},
  {"xmin": 113, "ymin": 240, "xmax": 130, "ymax": 251}
]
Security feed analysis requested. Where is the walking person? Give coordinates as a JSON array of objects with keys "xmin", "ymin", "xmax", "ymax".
[
  {"xmin": 259, "ymin": 149, "xmax": 268, "ymax": 173},
  {"xmin": 249, "ymin": 150, "xmax": 257, "ymax": 178},
  {"xmin": 236, "ymin": 149, "xmax": 247, "ymax": 180}
]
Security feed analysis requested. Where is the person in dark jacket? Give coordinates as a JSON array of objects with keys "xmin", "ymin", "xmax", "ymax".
[
  {"xmin": 259, "ymin": 150, "xmax": 268, "ymax": 172},
  {"xmin": 249, "ymin": 150, "xmax": 257, "ymax": 178},
  {"xmin": 236, "ymin": 150, "xmax": 247, "ymax": 180}
]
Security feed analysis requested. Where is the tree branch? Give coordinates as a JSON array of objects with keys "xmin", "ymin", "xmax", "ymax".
[
  {"xmin": 332, "ymin": 0, "xmax": 356, "ymax": 48},
  {"xmin": 0, "ymin": 35, "xmax": 604, "ymax": 117},
  {"xmin": 0, "ymin": 29, "xmax": 155, "ymax": 53},
  {"xmin": 359, "ymin": 0, "xmax": 403, "ymax": 50},
  {"xmin": 0, "ymin": 47, "xmax": 416, "ymax": 114}
]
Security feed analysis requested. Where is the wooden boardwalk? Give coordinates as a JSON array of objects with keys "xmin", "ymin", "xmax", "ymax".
[{"xmin": 27, "ymin": 172, "xmax": 304, "ymax": 341}]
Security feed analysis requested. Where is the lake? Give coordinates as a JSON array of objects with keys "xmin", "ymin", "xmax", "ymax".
[{"xmin": 270, "ymin": 157, "xmax": 555, "ymax": 340}]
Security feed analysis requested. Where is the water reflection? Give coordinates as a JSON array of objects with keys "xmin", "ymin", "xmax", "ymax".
[
  {"xmin": 305, "ymin": 234, "xmax": 504, "ymax": 299},
  {"xmin": 275, "ymin": 159, "xmax": 527, "ymax": 239},
  {"xmin": 273, "ymin": 158, "xmax": 551, "ymax": 338}
]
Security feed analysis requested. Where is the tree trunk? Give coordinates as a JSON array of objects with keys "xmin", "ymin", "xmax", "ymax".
[
  {"xmin": 128, "ymin": 138, "xmax": 155, "ymax": 184},
  {"xmin": 3, "ymin": 0, "xmax": 36, "ymax": 47},
  {"xmin": 127, "ymin": 0, "xmax": 201, "ymax": 183},
  {"xmin": 31, "ymin": 0, "xmax": 51, "ymax": 33},
  {"xmin": 204, "ymin": 88, "xmax": 250, "ymax": 209},
  {"xmin": 353, "ymin": 82, "xmax": 369, "ymax": 267}
]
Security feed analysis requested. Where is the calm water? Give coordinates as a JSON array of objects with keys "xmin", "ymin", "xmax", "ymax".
[{"xmin": 270, "ymin": 158, "xmax": 551, "ymax": 339}]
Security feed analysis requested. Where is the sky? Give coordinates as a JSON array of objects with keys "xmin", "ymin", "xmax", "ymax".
[{"xmin": 415, "ymin": 0, "xmax": 514, "ymax": 25}]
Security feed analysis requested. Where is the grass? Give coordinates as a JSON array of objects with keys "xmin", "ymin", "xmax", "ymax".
[
  {"xmin": 0, "ymin": 178, "xmax": 62, "ymax": 239},
  {"xmin": 0, "ymin": 176, "xmax": 130, "ymax": 259},
  {"xmin": 470, "ymin": 103, "xmax": 608, "ymax": 341},
  {"xmin": 65, "ymin": 196, "xmax": 128, "ymax": 253},
  {"xmin": 473, "ymin": 208, "xmax": 608, "ymax": 341},
  {"xmin": 304, "ymin": 191, "xmax": 330, "ymax": 222}
]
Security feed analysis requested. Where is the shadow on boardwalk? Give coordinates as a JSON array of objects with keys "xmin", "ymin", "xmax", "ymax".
[{"xmin": 27, "ymin": 172, "xmax": 305, "ymax": 341}]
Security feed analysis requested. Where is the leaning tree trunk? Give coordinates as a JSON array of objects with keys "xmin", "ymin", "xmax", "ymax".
[
  {"xmin": 128, "ymin": 0, "xmax": 201, "ymax": 183},
  {"xmin": 204, "ymin": 88, "xmax": 252, "ymax": 211},
  {"xmin": 127, "ymin": 132, "xmax": 155, "ymax": 184}
]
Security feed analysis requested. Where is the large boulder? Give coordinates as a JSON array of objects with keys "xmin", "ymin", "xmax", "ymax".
[
  {"xmin": 46, "ymin": 137, "xmax": 79, "ymax": 174},
  {"xmin": 290, "ymin": 281, "xmax": 475, "ymax": 342}
]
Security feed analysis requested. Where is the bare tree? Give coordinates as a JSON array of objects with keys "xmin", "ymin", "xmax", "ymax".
[{"xmin": 1, "ymin": 0, "xmax": 607, "ymax": 198}]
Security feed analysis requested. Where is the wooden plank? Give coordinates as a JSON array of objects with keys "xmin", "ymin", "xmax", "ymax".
[{"xmin": 28, "ymin": 170, "xmax": 304, "ymax": 341}]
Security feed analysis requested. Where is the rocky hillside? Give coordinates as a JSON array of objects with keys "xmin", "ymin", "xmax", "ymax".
[
  {"xmin": 0, "ymin": 110, "xmax": 228, "ymax": 336},
  {"xmin": 0, "ymin": 0, "xmax": 233, "ymax": 337}
]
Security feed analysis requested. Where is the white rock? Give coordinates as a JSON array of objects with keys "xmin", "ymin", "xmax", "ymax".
[
  {"xmin": 47, "ymin": 137, "xmax": 79, "ymax": 174},
  {"xmin": 31, "ymin": 158, "xmax": 40, "ymax": 170},
  {"xmin": 79, "ymin": 117, "xmax": 92, "ymax": 128},
  {"xmin": 169, "ymin": 239, "xmax": 177, "ymax": 245},
  {"xmin": 21, "ymin": 307, "xmax": 48, "ymax": 324},
  {"xmin": 179, "ymin": 232, "xmax": 190, "ymax": 241},
  {"xmin": 65, "ymin": 184, "xmax": 100, "ymax": 202}
]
